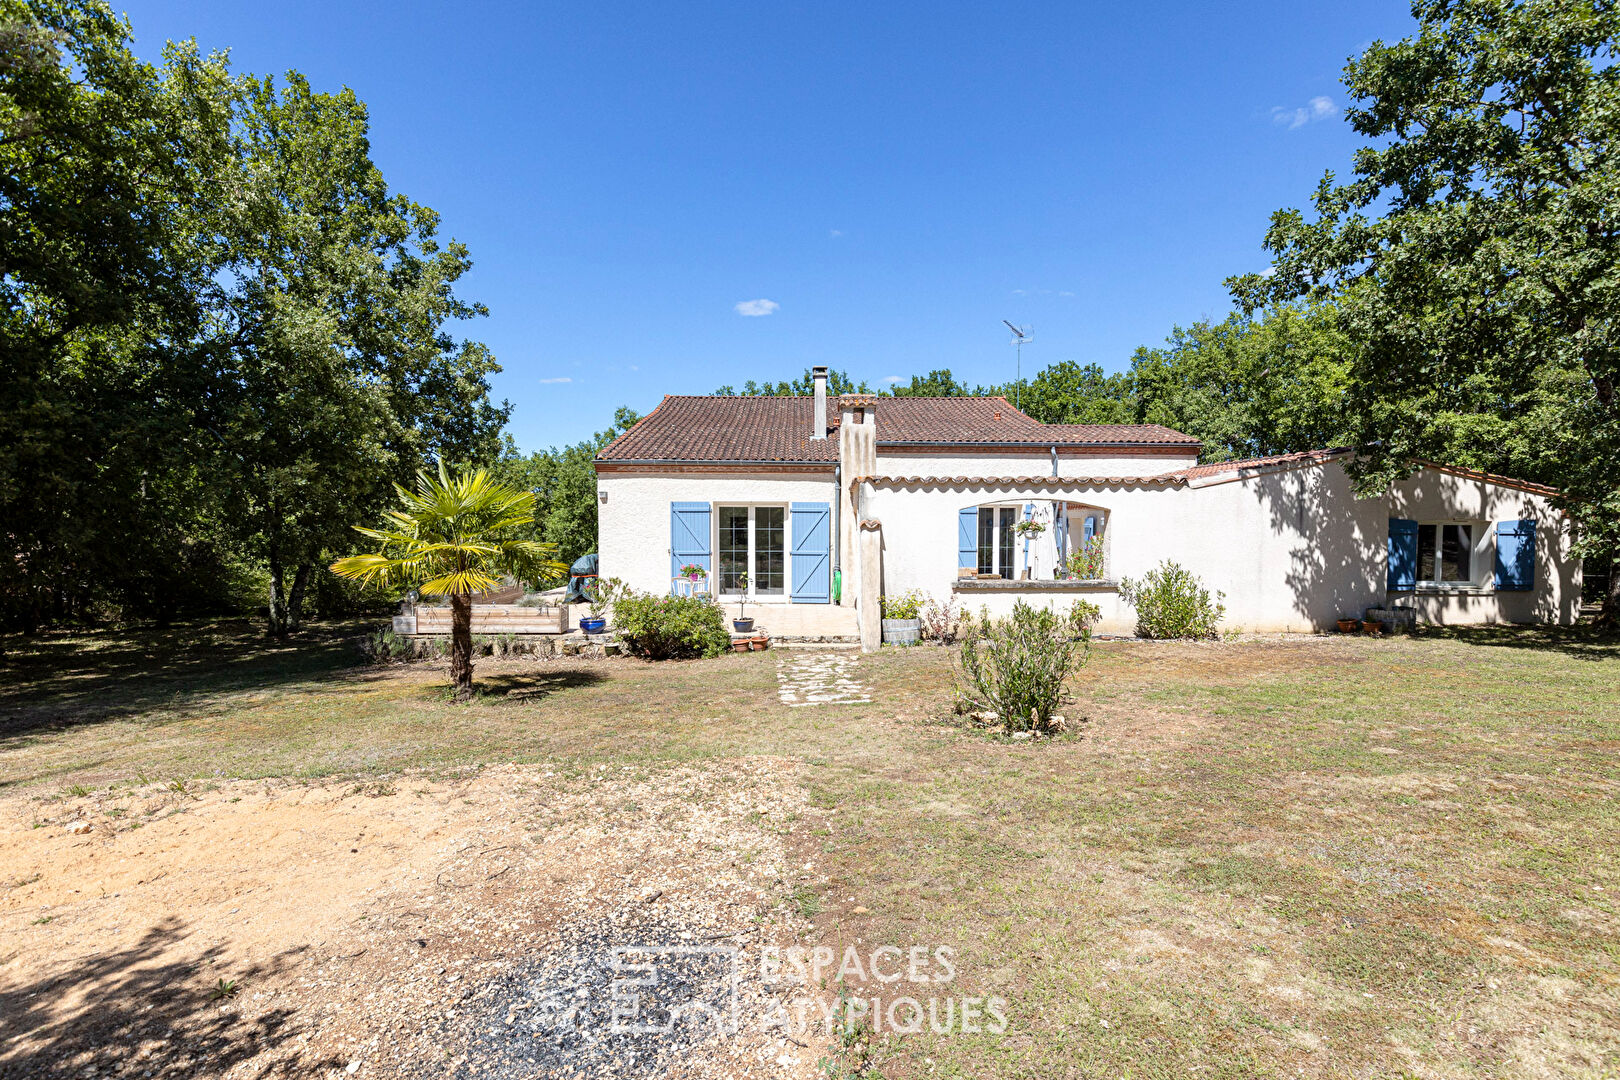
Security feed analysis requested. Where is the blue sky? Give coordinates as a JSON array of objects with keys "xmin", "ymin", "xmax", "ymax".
[{"xmin": 123, "ymin": 1, "xmax": 1417, "ymax": 452}]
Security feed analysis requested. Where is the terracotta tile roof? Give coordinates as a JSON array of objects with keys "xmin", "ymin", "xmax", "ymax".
[
  {"xmin": 597, "ymin": 396, "xmax": 840, "ymax": 462},
  {"xmin": 1168, "ymin": 448, "xmax": 1354, "ymax": 481},
  {"xmin": 857, "ymin": 474, "xmax": 1185, "ymax": 489},
  {"xmin": 1027, "ymin": 423, "xmax": 1199, "ymax": 447},
  {"xmin": 596, "ymin": 395, "xmax": 1199, "ymax": 462}
]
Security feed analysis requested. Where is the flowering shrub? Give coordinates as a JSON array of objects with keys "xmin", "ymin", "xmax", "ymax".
[
  {"xmin": 919, "ymin": 595, "xmax": 961, "ymax": 642},
  {"xmin": 1119, "ymin": 560, "xmax": 1225, "ymax": 639},
  {"xmin": 1064, "ymin": 536, "xmax": 1105, "ymax": 580}
]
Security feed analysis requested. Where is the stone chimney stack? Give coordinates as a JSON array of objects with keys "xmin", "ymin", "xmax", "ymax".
[{"xmin": 811, "ymin": 366, "xmax": 829, "ymax": 440}]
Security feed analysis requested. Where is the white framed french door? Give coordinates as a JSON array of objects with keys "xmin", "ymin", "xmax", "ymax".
[{"xmin": 716, "ymin": 505, "xmax": 787, "ymax": 599}]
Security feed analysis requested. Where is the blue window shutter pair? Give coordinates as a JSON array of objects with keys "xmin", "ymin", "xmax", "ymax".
[
  {"xmin": 1495, "ymin": 520, "xmax": 1536, "ymax": 590},
  {"xmin": 1387, "ymin": 518, "xmax": 1418, "ymax": 589},
  {"xmin": 958, "ymin": 507, "xmax": 977, "ymax": 570},
  {"xmin": 670, "ymin": 503, "xmax": 711, "ymax": 594},
  {"xmin": 790, "ymin": 503, "xmax": 831, "ymax": 603}
]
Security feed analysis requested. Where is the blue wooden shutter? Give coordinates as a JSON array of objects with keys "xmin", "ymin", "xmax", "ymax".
[
  {"xmin": 790, "ymin": 502, "xmax": 831, "ymax": 603},
  {"xmin": 1495, "ymin": 519, "xmax": 1536, "ymax": 590},
  {"xmin": 1387, "ymin": 518, "xmax": 1418, "ymax": 589},
  {"xmin": 1083, "ymin": 515, "xmax": 1097, "ymax": 541},
  {"xmin": 670, "ymin": 502, "xmax": 711, "ymax": 594},
  {"xmin": 958, "ymin": 507, "xmax": 978, "ymax": 570}
]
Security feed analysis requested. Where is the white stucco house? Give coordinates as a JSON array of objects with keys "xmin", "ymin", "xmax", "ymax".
[{"xmin": 595, "ymin": 367, "xmax": 1581, "ymax": 648}]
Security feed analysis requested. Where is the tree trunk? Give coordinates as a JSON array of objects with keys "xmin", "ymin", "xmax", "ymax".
[
  {"xmin": 267, "ymin": 550, "xmax": 289, "ymax": 638},
  {"xmin": 1602, "ymin": 549, "xmax": 1620, "ymax": 629},
  {"xmin": 450, "ymin": 591, "xmax": 474, "ymax": 701},
  {"xmin": 286, "ymin": 563, "xmax": 312, "ymax": 633}
]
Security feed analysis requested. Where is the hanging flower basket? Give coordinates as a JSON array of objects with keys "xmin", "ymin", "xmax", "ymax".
[{"xmin": 1013, "ymin": 520, "xmax": 1047, "ymax": 538}]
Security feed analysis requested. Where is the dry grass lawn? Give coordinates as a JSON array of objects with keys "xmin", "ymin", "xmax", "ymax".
[{"xmin": 2, "ymin": 619, "xmax": 1618, "ymax": 1079}]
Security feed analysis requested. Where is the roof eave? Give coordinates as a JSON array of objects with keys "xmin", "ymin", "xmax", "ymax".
[{"xmin": 877, "ymin": 440, "xmax": 1201, "ymax": 450}]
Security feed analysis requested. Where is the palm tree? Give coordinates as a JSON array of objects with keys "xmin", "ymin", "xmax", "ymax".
[{"xmin": 331, "ymin": 463, "xmax": 567, "ymax": 701}]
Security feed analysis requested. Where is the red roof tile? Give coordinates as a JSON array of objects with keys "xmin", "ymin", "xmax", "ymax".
[
  {"xmin": 1168, "ymin": 448, "xmax": 1354, "ymax": 481},
  {"xmin": 596, "ymin": 395, "xmax": 1199, "ymax": 462}
]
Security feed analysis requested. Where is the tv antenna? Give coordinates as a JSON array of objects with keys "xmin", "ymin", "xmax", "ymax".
[{"xmin": 1002, "ymin": 320, "xmax": 1032, "ymax": 409}]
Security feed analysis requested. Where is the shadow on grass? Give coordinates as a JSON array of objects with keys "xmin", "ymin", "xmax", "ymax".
[
  {"xmin": 0, "ymin": 917, "xmax": 333, "ymax": 1078},
  {"xmin": 473, "ymin": 669, "xmax": 609, "ymax": 703},
  {"xmin": 1418, "ymin": 621, "xmax": 1620, "ymax": 661},
  {"xmin": 0, "ymin": 618, "xmax": 378, "ymax": 743}
]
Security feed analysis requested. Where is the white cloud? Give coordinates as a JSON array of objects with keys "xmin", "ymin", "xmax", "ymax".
[
  {"xmin": 1058, "ymin": 290, "xmax": 1075, "ymax": 297},
  {"xmin": 538, "ymin": 376, "xmax": 572, "ymax": 384},
  {"xmin": 883, "ymin": 375, "xmax": 903, "ymax": 385},
  {"xmin": 829, "ymin": 229, "xmax": 843, "ymax": 238},
  {"xmin": 1272, "ymin": 95, "xmax": 1337, "ymax": 130},
  {"xmin": 734, "ymin": 298, "xmax": 780, "ymax": 317}
]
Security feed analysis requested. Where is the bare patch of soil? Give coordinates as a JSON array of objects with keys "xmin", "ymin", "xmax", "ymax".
[{"xmin": 0, "ymin": 760, "xmax": 828, "ymax": 1078}]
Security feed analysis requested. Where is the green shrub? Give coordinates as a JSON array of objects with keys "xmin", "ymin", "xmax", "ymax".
[
  {"xmin": 360, "ymin": 628, "xmax": 414, "ymax": 662},
  {"xmin": 1119, "ymin": 560, "xmax": 1225, "ymax": 639},
  {"xmin": 957, "ymin": 600, "xmax": 1097, "ymax": 733},
  {"xmin": 881, "ymin": 589, "xmax": 925, "ymax": 620},
  {"xmin": 613, "ymin": 592, "xmax": 731, "ymax": 660}
]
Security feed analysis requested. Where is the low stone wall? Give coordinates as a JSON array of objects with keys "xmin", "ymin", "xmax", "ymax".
[{"xmin": 399, "ymin": 632, "xmax": 621, "ymax": 660}]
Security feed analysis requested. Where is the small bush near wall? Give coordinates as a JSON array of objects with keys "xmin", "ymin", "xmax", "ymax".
[
  {"xmin": 919, "ymin": 595, "xmax": 961, "ymax": 643},
  {"xmin": 614, "ymin": 593, "xmax": 731, "ymax": 660},
  {"xmin": 957, "ymin": 599, "xmax": 1099, "ymax": 734},
  {"xmin": 881, "ymin": 589, "xmax": 926, "ymax": 620},
  {"xmin": 1119, "ymin": 560, "xmax": 1225, "ymax": 639}
]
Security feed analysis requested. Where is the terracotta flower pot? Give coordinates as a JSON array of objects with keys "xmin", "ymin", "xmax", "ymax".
[
  {"xmin": 750, "ymin": 635, "xmax": 770, "ymax": 651},
  {"xmin": 1336, "ymin": 618, "xmax": 1358, "ymax": 633},
  {"xmin": 1361, "ymin": 619, "xmax": 1384, "ymax": 635},
  {"xmin": 731, "ymin": 639, "xmax": 751, "ymax": 653}
]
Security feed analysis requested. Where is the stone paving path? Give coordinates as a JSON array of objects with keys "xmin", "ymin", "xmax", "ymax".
[{"xmin": 776, "ymin": 652, "xmax": 872, "ymax": 707}]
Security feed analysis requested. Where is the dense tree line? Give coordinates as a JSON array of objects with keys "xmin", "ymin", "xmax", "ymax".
[
  {"xmin": 709, "ymin": 0, "xmax": 1618, "ymax": 618},
  {"xmin": 0, "ymin": 0, "xmax": 506, "ymax": 636}
]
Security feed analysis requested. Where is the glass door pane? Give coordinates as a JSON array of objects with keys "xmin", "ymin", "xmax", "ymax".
[
  {"xmin": 1441, "ymin": 524, "xmax": 1471, "ymax": 581},
  {"xmin": 1418, "ymin": 524, "xmax": 1437, "ymax": 582},
  {"xmin": 998, "ymin": 509, "xmax": 1015, "ymax": 579},
  {"xmin": 718, "ymin": 506, "xmax": 748, "ymax": 592},
  {"xmin": 977, "ymin": 508, "xmax": 995, "ymax": 575},
  {"xmin": 755, "ymin": 507, "xmax": 785, "ymax": 594}
]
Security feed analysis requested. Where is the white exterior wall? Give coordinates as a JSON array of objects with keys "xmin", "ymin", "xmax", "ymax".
[
  {"xmin": 857, "ymin": 462, "xmax": 1580, "ymax": 634},
  {"xmin": 597, "ymin": 471, "xmax": 840, "ymax": 601},
  {"xmin": 1386, "ymin": 469, "xmax": 1582, "ymax": 625},
  {"xmin": 875, "ymin": 451, "xmax": 1196, "ymax": 478}
]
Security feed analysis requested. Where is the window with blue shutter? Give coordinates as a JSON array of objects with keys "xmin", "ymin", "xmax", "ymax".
[
  {"xmin": 1388, "ymin": 518, "xmax": 1418, "ymax": 589},
  {"xmin": 1494, "ymin": 519, "xmax": 1536, "ymax": 590},
  {"xmin": 670, "ymin": 502, "xmax": 711, "ymax": 594},
  {"xmin": 789, "ymin": 502, "xmax": 831, "ymax": 603},
  {"xmin": 958, "ymin": 507, "xmax": 977, "ymax": 571}
]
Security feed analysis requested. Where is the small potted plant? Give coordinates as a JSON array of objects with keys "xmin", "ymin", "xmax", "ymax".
[
  {"xmin": 731, "ymin": 573, "xmax": 754, "ymax": 634},
  {"xmin": 1336, "ymin": 616, "xmax": 1359, "ymax": 633},
  {"xmin": 578, "ymin": 576, "xmax": 621, "ymax": 635},
  {"xmin": 677, "ymin": 563, "xmax": 708, "ymax": 592}
]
